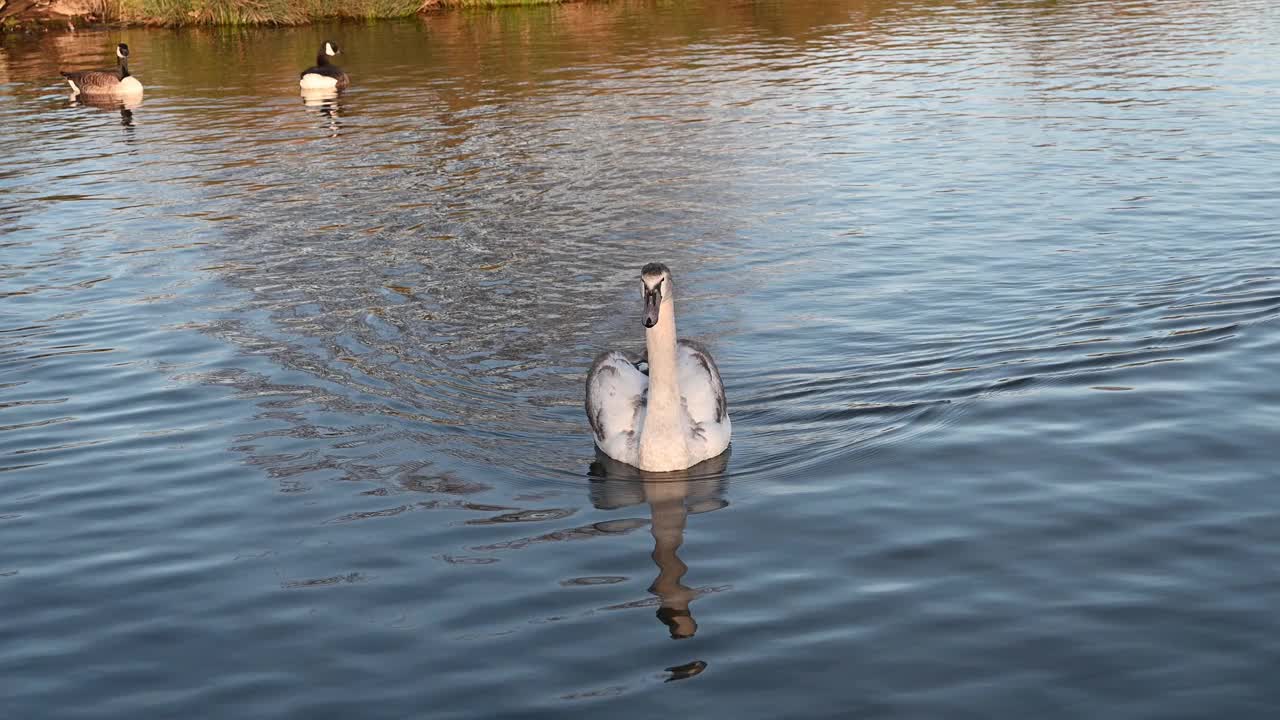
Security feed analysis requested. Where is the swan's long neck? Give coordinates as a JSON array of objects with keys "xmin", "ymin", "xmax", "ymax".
[{"xmin": 641, "ymin": 299, "xmax": 686, "ymax": 464}]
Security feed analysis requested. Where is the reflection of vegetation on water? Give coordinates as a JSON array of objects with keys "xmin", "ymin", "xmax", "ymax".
[{"xmin": 1, "ymin": 0, "xmax": 578, "ymax": 30}]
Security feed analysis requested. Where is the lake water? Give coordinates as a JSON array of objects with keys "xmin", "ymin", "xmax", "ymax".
[{"xmin": 2, "ymin": 0, "xmax": 1279, "ymax": 716}]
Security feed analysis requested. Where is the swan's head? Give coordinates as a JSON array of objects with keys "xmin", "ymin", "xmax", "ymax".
[
  {"xmin": 116, "ymin": 43, "xmax": 130, "ymax": 59},
  {"xmin": 324, "ymin": 41, "xmax": 340, "ymax": 57},
  {"xmin": 641, "ymin": 262, "xmax": 672, "ymax": 329}
]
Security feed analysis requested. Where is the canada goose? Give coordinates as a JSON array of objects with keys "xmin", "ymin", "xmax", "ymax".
[
  {"xmin": 299, "ymin": 41, "xmax": 350, "ymax": 91},
  {"xmin": 60, "ymin": 43, "xmax": 143, "ymax": 97},
  {"xmin": 585, "ymin": 263, "xmax": 731, "ymax": 471}
]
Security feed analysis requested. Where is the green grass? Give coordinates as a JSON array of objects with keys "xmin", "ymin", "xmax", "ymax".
[{"xmin": 87, "ymin": 0, "xmax": 581, "ymax": 26}]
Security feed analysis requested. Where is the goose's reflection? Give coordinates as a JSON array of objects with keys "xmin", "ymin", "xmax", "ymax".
[
  {"xmin": 300, "ymin": 88, "xmax": 342, "ymax": 136},
  {"xmin": 69, "ymin": 93, "xmax": 141, "ymax": 128},
  {"xmin": 588, "ymin": 450, "xmax": 730, "ymax": 641}
]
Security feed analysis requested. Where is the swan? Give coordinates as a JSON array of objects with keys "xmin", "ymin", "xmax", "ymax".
[
  {"xmin": 300, "ymin": 41, "xmax": 350, "ymax": 91},
  {"xmin": 585, "ymin": 263, "xmax": 731, "ymax": 471},
  {"xmin": 60, "ymin": 43, "xmax": 143, "ymax": 98}
]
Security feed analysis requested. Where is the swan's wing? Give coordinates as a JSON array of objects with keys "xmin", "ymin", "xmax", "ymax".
[
  {"xmin": 677, "ymin": 339, "xmax": 728, "ymax": 426},
  {"xmin": 585, "ymin": 351, "xmax": 648, "ymax": 457}
]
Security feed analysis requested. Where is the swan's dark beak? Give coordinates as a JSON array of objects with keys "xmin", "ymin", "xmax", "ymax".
[{"xmin": 643, "ymin": 290, "xmax": 660, "ymax": 328}]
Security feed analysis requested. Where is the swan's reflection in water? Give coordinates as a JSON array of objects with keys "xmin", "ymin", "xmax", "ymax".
[
  {"xmin": 300, "ymin": 88, "xmax": 342, "ymax": 135},
  {"xmin": 588, "ymin": 451, "xmax": 730, "ymax": 644},
  {"xmin": 69, "ymin": 93, "xmax": 141, "ymax": 127}
]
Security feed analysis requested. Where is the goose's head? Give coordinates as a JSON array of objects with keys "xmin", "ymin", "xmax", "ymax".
[
  {"xmin": 641, "ymin": 262, "xmax": 672, "ymax": 328},
  {"xmin": 323, "ymin": 41, "xmax": 341, "ymax": 57},
  {"xmin": 116, "ymin": 43, "xmax": 130, "ymax": 59}
]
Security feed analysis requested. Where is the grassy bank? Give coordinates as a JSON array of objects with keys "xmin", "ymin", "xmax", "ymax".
[{"xmin": 1, "ymin": 0, "xmax": 584, "ymax": 30}]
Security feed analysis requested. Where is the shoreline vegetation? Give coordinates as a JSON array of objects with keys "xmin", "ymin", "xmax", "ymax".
[{"xmin": 1, "ymin": 0, "xmax": 588, "ymax": 31}]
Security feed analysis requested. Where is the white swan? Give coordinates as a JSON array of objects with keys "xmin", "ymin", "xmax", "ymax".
[{"xmin": 586, "ymin": 263, "xmax": 731, "ymax": 471}]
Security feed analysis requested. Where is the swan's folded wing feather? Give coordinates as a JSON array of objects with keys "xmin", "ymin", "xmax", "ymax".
[
  {"xmin": 585, "ymin": 351, "xmax": 648, "ymax": 449},
  {"xmin": 677, "ymin": 339, "xmax": 727, "ymax": 426}
]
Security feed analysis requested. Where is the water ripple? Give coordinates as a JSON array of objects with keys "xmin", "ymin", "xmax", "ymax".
[{"xmin": 2, "ymin": 1, "xmax": 1279, "ymax": 717}]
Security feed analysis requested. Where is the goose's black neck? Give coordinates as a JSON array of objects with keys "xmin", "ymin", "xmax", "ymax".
[
  {"xmin": 118, "ymin": 56, "xmax": 131, "ymax": 79},
  {"xmin": 315, "ymin": 53, "xmax": 331, "ymax": 68}
]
